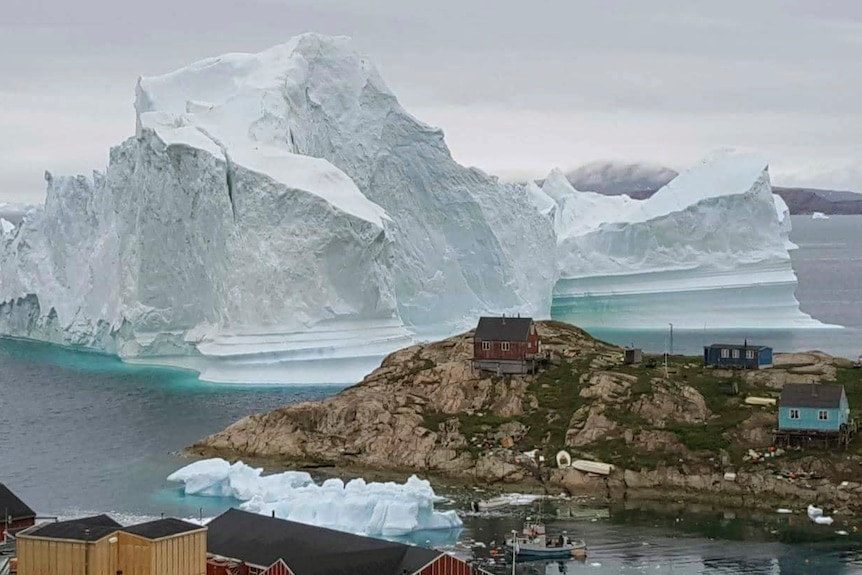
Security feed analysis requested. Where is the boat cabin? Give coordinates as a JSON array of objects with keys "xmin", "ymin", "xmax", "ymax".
[{"xmin": 472, "ymin": 316, "xmax": 541, "ymax": 375}]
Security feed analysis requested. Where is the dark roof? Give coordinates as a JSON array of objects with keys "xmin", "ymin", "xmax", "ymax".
[
  {"xmin": 705, "ymin": 344, "xmax": 770, "ymax": 351},
  {"xmin": 0, "ymin": 483, "xmax": 36, "ymax": 521},
  {"xmin": 206, "ymin": 508, "xmax": 443, "ymax": 575},
  {"xmin": 122, "ymin": 517, "xmax": 204, "ymax": 539},
  {"xmin": 780, "ymin": 384, "xmax": 845, "ymax": 409},
  {"xmin": 474, "ymin": 316, "xmax": 533, "ymax": 341},
  {"xmin": 29, "ymin": 515, "xmax": 122, "ymax": 541}
]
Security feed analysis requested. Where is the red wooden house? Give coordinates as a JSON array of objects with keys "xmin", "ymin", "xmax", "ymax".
[
  {"xmin": 472, "ymin": 316, "xmax": 541, "ymax": 375},
  {"xmin": 206, "ymin": 509, "xmax": 489, "ymax": 575},
  {"xmin": 1, "ymin": 483, "xmax": 36, "ymax": 541}
]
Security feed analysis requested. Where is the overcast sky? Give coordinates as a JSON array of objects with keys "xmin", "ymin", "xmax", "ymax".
[{"xmin": 1, "ymin": 0, "xmax": 860, "ymax": 203}]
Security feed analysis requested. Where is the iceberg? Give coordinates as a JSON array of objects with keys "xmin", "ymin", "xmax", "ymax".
[
  {"xmin": 545, "ymin": 155, "xmax": 826, "ymax": 329},
  {"xmin": 167, "ymin": 458, "xmax": 462, "ymax": 537},
  {"xmin": 812, "ymin": 211, "xmax": 830, "ymax": 220},
  {"xmin": 0, "ymin": 34, "xmax": 555, "ymax": 383},
  {"xmin": 0, "ymin": 35, "xmax": 828, "ymax": 382}
]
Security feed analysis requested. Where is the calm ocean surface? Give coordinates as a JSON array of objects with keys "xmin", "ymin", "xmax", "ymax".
[{"xmin": 2, "ymin": 215, "xmax": 862, "ymax": 574}]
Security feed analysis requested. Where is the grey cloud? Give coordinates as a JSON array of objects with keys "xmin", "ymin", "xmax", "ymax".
[{"xmin": 0, "ymin": 0, "xmax": 860, "ymax": 202}]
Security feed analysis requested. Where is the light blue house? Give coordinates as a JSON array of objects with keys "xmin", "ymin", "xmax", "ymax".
[{"xmin": 778, "ymin": 383, "xmax": 849, "ymax": 432}]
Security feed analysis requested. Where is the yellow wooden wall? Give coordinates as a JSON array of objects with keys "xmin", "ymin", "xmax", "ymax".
[
  {"xmin": 150, "ymin": 530, "xmax": 206, "ymax": 575},
  {"xmin": 16, "ymin": 535, "xmax": 117, "ymax": 575},
  {"xmin": 117, "ymin": 532, "xmax": 152, "ymax": 575},
  {"xmin": 17, "ymin": 528, "xmax": 205, "ymax": 575}
]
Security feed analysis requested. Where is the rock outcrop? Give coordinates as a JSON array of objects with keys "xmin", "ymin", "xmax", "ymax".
[{"xmin": 193, "ymin": 320, "xmax": 862, "ymax": 511}]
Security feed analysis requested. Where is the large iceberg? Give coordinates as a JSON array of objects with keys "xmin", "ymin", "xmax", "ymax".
[
  {"xmin": 0, "ymin": 34, "xmax": 555, "ymax": 383},
  {"xmin": 543, "ymin": 155, "xmax": 824, "ymax": 329},
  {"xmin": 167, "ymin": 458, "xmax": 462, "ymax": 537},
  {"xmin": 0, "ymin": 35, "xmax": 826, "ymax": 383}
]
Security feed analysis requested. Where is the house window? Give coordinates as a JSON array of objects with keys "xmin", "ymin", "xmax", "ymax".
[
  {"xmin": 720, "ymin": 348, "xmax": 730, "ymax": 358},
  {"xmin": 819, "ymin": 410, "xmax": 829, "ymax": 421},
  {"xmin": 745, "ymin": 349, "xmax": 755, "ymax": 360},
  {"xmin": 789, "ymin": 409, "xmax": 800, "ymax": 420},
  {"xmin": 731, "ymin": 349, "xmax": 740, "ymax": 359},
  {"xmin": 501, "ymin": 342, "xmax": 510, "ymax": 351},
  {"xmin": 481, "ymin": 341, "xmax": 490, "ymax": 351}
]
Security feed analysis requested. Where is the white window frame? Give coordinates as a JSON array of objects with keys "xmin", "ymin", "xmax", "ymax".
[
  {"xmin": 789, "ymin": 409, "xmax": 800, "ymax": 420},
  {"xmin": 819, "ymin": 410, "xmax": 829, "ymax": 421},
  {"xmin": 720, "ymin": 348, "xmax": 730, "ymax": 358},
  {"xmin": 481, "ymin": 341, "xmax": 490, "ymax": 351},
  {"xmin": 501, "ymin": 342, "xmax": 510, "ymax": 351},
  {"xmin": 745, "ymin": 349, "xmax": 755, "ymax": 360},
  {"xmin": 731, "ymin": 349, "xmax": 740, "ymax": 359}
]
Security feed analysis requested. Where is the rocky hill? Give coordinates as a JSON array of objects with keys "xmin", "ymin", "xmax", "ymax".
[{"xmin": 193, "ymin": 321, "xmax": 862, "ymax": 511}]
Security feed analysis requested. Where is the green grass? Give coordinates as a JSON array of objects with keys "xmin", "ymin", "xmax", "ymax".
[
  {"xmin": 518, "ymin": 357, "xmax": 588, "ymax": 452},
  {"xmin": 666, "ymin": 422, "xmax": 730, "ymax": 451}
]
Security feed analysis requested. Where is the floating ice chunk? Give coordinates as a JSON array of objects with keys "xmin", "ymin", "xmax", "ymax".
[
  {"xmin": 807, "ymin": 504, "xmax": 824, "ymax": 519},
  {"xmin": 814, "ymin": 516, "xmax": 834, "ymax": 525},
  {"xmin": 812, "ymin": 212, "xmax": 830, "ymax": 220},
  {"xmin": 168, "ymin": 458, "xmax": 461, "ymax": 536},
  {"xmin": 777, "ymin": 508, "xmax": 793, "ymax": 514}
]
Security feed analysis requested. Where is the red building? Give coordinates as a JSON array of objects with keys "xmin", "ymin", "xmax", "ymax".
[
  {"xmin": 472, "ymin": 316, "xmax": 541, "ymax": 374},
  {"xmin": 206, "ymin": 509, "xmax": 489, "ymax": 575},
  {"xmin": 1, "ymin": 483, "xmax": 36, "ymax": 541}
]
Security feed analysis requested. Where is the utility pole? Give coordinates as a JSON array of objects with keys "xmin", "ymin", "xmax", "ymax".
[{"xmin": 669, "ymin": 323, "xmax": 674, "ymax": 356}]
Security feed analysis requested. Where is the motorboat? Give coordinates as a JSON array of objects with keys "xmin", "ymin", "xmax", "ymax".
[{"xmin": 504, "ymin": 521, "xmax": 586, "ymax": 559}]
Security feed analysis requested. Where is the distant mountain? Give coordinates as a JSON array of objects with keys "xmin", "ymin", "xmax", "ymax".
[
  {"xmin": 560, "ymin": 161, "xmax": 862, "ymax": 215},
  {"xmin": 770, "ymin": 187, "xmax": 862, "ymax": 215}
]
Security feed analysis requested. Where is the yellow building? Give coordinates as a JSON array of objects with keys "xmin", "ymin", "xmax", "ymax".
[{"xmin": 16, "ymin": 515, "xmax": 206, "ymax": 575}]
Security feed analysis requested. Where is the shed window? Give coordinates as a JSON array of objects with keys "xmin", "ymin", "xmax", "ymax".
[
  {"xmin": 501, "ymin": 342, "xmax": 510, "ymax": 351},
  {"xmin": 745, "ymin": 349, "xmax": 755, "ymax": 360},
  {"xmin": 481, "ymin": 341, "xmax": 490, "ymax": 351},
  {"xmin": 731, "ymin": 349, "xmax": 740, "ymax": 359},
  {"xmin": 789, "ymin": 409, "xmax": 800, "ymax": 420},
  {"xmin": 819, "ymin": 410, "xmax": 829, "ymax": 421},
  {"xmin": 720, "ymin": 348, "xmax": 730, "ymax": 358}
]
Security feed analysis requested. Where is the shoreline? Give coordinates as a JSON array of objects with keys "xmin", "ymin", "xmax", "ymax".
[{"xmin": 188, "ymin": 321, "xmax": 862, "ymax": 518}]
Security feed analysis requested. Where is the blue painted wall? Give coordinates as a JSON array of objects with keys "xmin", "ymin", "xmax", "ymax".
[
  {"xmin": 703, "ymin": 346, "xmax": 772, "ymax": 369},
  {"xmin": 779, "ymin": 390, "xmax": 849, "ymax": 431}
]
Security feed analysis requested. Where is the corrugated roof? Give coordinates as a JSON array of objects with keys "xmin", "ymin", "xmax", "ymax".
[
  {"xmin": 780, "ymin": 384, "xmax": 844, "ymax": 409},
  {"xmin": 705, "ymin": 344, "xmax": 770, "ymax": 350},
  {"xmin": 122, "ymin": 518, "xmax": 204, "ymax": 539},
  {"xmin": 206, "ymin": 508, "xmax": 443, "ymax": 575},
  {"xmin": 29, "ymin": 515, "xmax": 122, "ymax": 541},
  {"xmin": 474, "ymin": 316, "xmax": 533, "ymax": 341},
  {"xmin": 0, "ymin": 483, "xmax": 36, "ymax": 522}
]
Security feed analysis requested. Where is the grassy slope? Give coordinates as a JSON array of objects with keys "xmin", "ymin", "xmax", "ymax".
[{"xmin": 422, "ymin": 343, "xmax": 862, "ymax": 472}]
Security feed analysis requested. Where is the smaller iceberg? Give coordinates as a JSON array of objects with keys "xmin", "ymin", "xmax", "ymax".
[
  {"xmin": 812, "ymin": 212, "xmax": 830, "ymax": 220},
  {"xmin": 807, "ymin": 504, "xmax": 834, "ymax": 525},
  {"xmin": 168, "ymin": 458, "xmax": 462, "ymax": 537}
]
